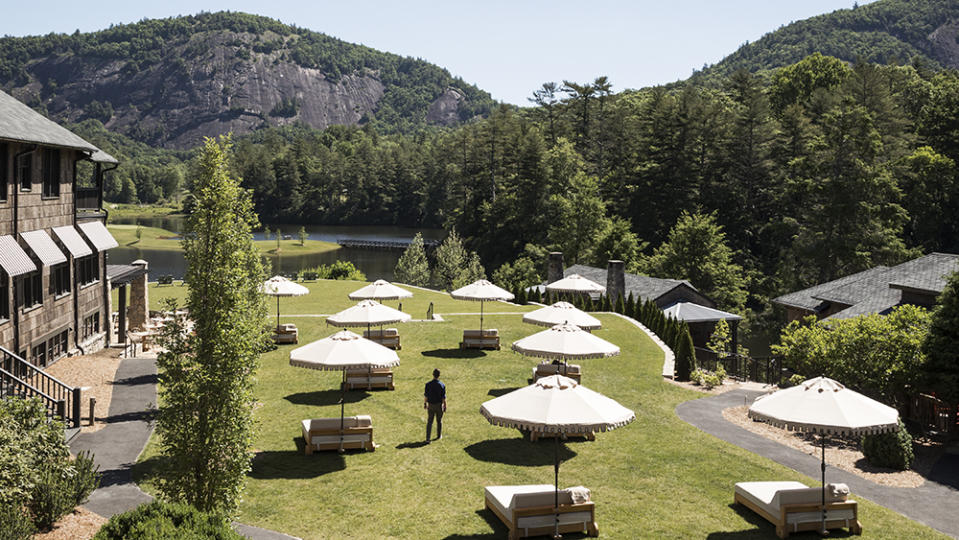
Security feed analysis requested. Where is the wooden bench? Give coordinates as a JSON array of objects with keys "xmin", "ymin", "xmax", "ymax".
[
  {"xmin": 343, "ymin": 367, "xmax": 395, "ymax": 390},
  {"xmin": 363, "ymin": 328, "xmax": 401, "ymax": 350},
  {"xmin": 460, "ymin": 329, "xmax": 500, "ymax": 350},
  {"xmin": 484, "ymin": 484, "xmax": 598, "ymax": 540},
  {"xmin": 734, "ymin": 481, "xmax": 861, "ymax": 538},
  {"xmin": 532, "ymin": 362, "xmax": 582, "ymax": 383},
  {"xmin": 301, "ymin": 416, "xmax": 375, "ymax": 454},
  {"xmin": 273, "ymin": 323, "xmax": 298, "ymax": 344}
]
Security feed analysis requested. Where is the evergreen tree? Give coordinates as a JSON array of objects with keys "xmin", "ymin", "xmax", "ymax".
[
  {"xmin": 625, "ymin": 293, "xmax": 636, "ymax": 320},
  {"xmin": 394, "ymin": 232, "xmax": 430, "ymax": 287},
  {"xmin": 155, "ymin": 136, "xmax": 269, "ymax": 514},
  {"xmin": 675, "ymin": 324, "xmax": 696, "ymax": 381},
  {"xmin": 432, "ymin": 229, "xmax": 469, "ymax": 290},
  {"xmin": 921, "ymin": 271, "xmax": 959, "ymax": 407}
]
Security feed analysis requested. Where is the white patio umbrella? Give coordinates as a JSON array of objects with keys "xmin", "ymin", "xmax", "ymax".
[
  {"xmin": 523, "ymin": 301, "xmax": 602, "ymax": 331},
  {"xmin": 512, "ymin": 323, "xmax": 619, "ymax": 361},
  {"xmin": 450, "ymin": 279, "xmax": 514, "ymax": 332},
  {"xmin": 327, "ymin": 299, "xmax": 412, "ymax": 335},
  {"xmin": 481, "ymin": 375, "xmax": 634, "ymax": 538},
  {"xmin": 260, "ymin": 275, "xmax": 309, "ymax": 328},
  {"xmin": 545, "ymin": 274, "xmax": 606, "ymax": 295},
  {"xmin": 290, "ymin": 330, "xmax": 401, "ymax": 451},
  {"xmin": 348, "ymin": 279, "xmax": 413, "ymax": 301},
  {"xmin": 748, "ymin": 376, "xmax": 899, "ymax": 533}
]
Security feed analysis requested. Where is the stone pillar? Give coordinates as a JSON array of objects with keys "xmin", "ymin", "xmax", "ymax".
[
  {"xmin": 128, "ymin": 260, "xmax": 149, "ymax": 331},
  {"xmin": 547, "ymin": 252, "xmax": 564, "ymax": 284},
  {"xmin": 606, "ymin": 260, "xmax": 625, "ymax": 303}
]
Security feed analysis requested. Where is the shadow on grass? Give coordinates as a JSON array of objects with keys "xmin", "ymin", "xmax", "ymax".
[
  {"xmin": 704, "ymin": 503, "xmax": 856, "ymax": 539},
  {"xmin": 283, "ymin": 389, "xmax": 369, "ymax": 407},
  {"xmin": 487, "ymin": 387, "xmax": 520, "ymax": 397},
  {"xmin": 464, "ymin": 438, "xmax": 576, "ymax": 466},
  {"xmin": 421, "ymin": 348, "xmax": 486, "ymax": 359},
  {"xmin": 248, "ymin": 444, "xmax": 346, "ymax": 479},
  {"xmin": 131, "ymin": 453, "xmax": 168, "ymax": 487},
  {"xmin": 396, "ymin": 440, "xmax": 431, "ymax": 450},
  {"xmin": 442, "ymin": 509, "xmax": 508, "ymax": 539}
]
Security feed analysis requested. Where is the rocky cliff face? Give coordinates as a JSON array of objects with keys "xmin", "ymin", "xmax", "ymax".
[{"xmin": 5, "ymin": 28, "xmax": 484, "ymax": 149}]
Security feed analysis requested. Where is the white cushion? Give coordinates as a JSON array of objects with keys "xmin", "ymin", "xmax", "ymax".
[
  {"xmin": 735, "ymin": 481, "xmax": 807, "ymax": 515},
  {"xmin": 485, "ymin": 485, "xmax": 554, "ymax": 521}
]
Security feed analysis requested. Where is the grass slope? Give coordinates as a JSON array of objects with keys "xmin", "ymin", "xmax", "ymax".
[
  {"xmin": 135, "ymin": 281, "xmax": 947, "ymax": 539},
  {"xmin": 106, "ymin": 224, "xmax": 340, "ymax": 256}
]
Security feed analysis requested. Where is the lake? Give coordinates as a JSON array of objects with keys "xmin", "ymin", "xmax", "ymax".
[{"xmin": 109, "ymin": 215, "xmax": 444, "ymax": 281}]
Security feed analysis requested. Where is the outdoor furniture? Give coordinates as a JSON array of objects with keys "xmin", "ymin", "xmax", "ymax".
[
  {"xmin": 461, "ymin": 329, "xmax": 500, "ymax": 350},
  {"xmin": 301, "ymin": 415, "xmax": 375, "ymax": 454},
  {"xmin": 734, "ymin": 481, "xmax": 860, "ymax": 539},
  {"xmin": 363, "ymin": 328, "xmax": 401, "ymax": 349},
  {"xmin": 532, "ymin": 362, "xmax": 582, "ymax": 383},
  {"xmin": 343, "ymin": 367, "xmax": 395, "ymax": 390},
  {"xmin": 484, "ymin": 484, "xmax": 598, "ymax": 540},
  {"xmin": 156, "ymin": 274, "xmax": 174, "ymax": 286},
  {"xmin": 274, "ymin": 323, "xmax": 298, "ymax": 344},
  {"xmin": 261, "ymin": 275, "xmax": 309, "ymax": 330}
]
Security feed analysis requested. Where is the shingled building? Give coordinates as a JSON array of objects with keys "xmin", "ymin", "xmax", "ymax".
[{"xmin": 0, "ymin": 89, "xmax": 121, "ymax": 366}]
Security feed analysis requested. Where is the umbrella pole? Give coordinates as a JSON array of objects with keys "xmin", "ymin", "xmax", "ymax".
[
  {"xmin": 480, "ymin": 301, "xmax": 484, "ymax": 333},
  {"xmin": 339, "ymin": 371, "xmax": 346, "ymax": 454},
  {"xmin": 821, "ymin": 435, "xmax": 827, "ymax": 534},
  {"xmin": 276, "ymin": 296, "xmax": 280, "ymax": 330},
  {"xmin": 553, "ymin": 434, "xmax": 561, "ymax": 539}
]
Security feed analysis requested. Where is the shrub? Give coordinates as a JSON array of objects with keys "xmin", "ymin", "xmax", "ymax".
[
  {"xmin": 690, "ymin": 366, "xmax": 725, "ymax": 390},
  {"xmin": 0, "ymin": 397, "xmax": 70, "ymax": 507},
  {"xmin": 861, "ymin": 418, "xmax": 914, "ymax": 471},
  {"xmin": 690, "ymin": 369, "xmax": 705, "ymax": 386},
  {"xmin": 28, "ymin": 467, "xmax": 75, "ymax": 530},
  {"xmin": 0, "ymin": 500, "xmax": 35, "ymax": 540},
  {"xmin": 302, "ymin": 260, "xmax": 366, "ymax": 281},
  {"xmin": 780, "ymin": 373, "xmax": 806, "ymax": 388},
  {"xmin": 69, "ymin": 451, "xmax": 101, "ymax": 506},
  {"xmin": 94, "ymin": 501, "xmax": 245, "ymax": 540}
]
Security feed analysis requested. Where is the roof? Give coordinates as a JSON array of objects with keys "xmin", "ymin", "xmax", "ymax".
[
  {"xmin": 662, "ymin": 301, "xmax": 742, "ymax": 323},
  {"xmin": 106, "ymin": 264, "xmax": 147, "ymax": 285},
  {"xmin": 77, "ymin": 221, "xmax": 119, "ymax": 251},
  {"xmin": 563, "ymin": 264, "xmax": 698, "ymax": 303},
  {"xmin": 52, "ymin": 225, "xmax": 93, "ymax": 258},
  {"xmin": 20, "ymin": 230, "xmax": 67, "ymax": 266},
  {"xmin": 0, "ymin": 235, "xmax": 37, "ymax": 277},
  {"xmin": 90, "ymin": 148, "xmax": 119, "ymax": 164},
  {"xmin": 773, "ymin": 253, "xmax": 959, "ymax": 320},
  {"xmin": 0, "ymin": 89, "xmax": 99, "ymax": 153}
]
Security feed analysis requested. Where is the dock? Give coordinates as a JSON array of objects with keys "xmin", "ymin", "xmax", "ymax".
[{"xmin": 337, "ymin": 238, "xmax": 440, "ymax": 251}]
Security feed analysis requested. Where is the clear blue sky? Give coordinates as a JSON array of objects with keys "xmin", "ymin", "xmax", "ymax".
[{"xmin": 1, "ymin": 0, "xmax": 873, "ymax": 105}]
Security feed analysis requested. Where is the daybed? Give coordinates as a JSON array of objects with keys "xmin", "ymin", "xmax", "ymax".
[
  {"xmin": 461, "ymin": 328, "xmax": 500, "ymax": 350},
  {"xmin": 532, "ymin": 362, "xmax": 582, "ymax": 383},
  {"xmin": 363, "ymin": 328, "xmax": 401, "ymax": 350},
  {"xmin": 734, "ymin": 481, "xmax": 861, "ymax": 538},
  {"xmin": 484, "ymin": 484, "xmax": 598, "ymax": 540},
  {"xmin": 274, "ymin": 323, "xmax": 298, "ymax": 344},
  {"xmin": 301, "ymin": 415, "xmax": 375, "ymax": 454},
  {"xmin": 343, "ymin": 367, "xmax": 395, "ymax": 390}
]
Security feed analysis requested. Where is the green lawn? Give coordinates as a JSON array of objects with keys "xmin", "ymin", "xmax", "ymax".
[
  {"xmin": 106, "ymin": 202, "xmax": 183, "ymax": 221},
  {"xmin": 106, "ymin": 224, "xmax": 341, "ymax": 256},
  {"xmin": 134, "ymin": 281, "xmax": 947, "ymax": 539}
]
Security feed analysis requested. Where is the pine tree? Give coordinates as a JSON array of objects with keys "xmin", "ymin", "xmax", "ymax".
[
  {"xmin": 615, "ymin": 293, "xmax": 625, "ymax": 314},
  {"xmin": 394, "ymin": 233, "xmax": 430, "ymax": 287},
  {"xmin": 922, "ymin": 271, "xmax": 959, "ymax": 407},
  {"xmin": 675, "ymin": 324, "xmax": 696, "ymax": 381},
  {"xmin": 625, "ymin": 293, "xmax": 636, "ymax": 319}
]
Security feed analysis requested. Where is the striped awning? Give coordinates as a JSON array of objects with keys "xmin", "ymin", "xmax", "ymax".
[
  {"xmin": 52, "ymin": 225, "xmax": 93, "ymax": 258},
  {"xmin": 77, "ymin": 221, "xmax": 118, "ymax": 252},
  {"xmin": 0, "ymin": 236, "xmax": 37, "ymax": 277},
  {"xmin": 20, "ymin": 230, "xmax": 67, "ymax": 266}
]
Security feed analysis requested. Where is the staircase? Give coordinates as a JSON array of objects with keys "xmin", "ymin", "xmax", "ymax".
[{"xmin": 0, "ymin": 346, "xmax": 81, "ymax": 428}]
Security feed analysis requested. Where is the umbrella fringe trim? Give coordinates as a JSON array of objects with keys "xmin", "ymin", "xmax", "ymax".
[
  {"xmin": 289, "ymin": 360, "xmax": 401, "ymax": 371},
  {"xmin": 746, "ymin": 411, "xmax": 900, "ymax": 436},
  {"xmin": 481, "ymin": 412, "xmax": 635, "ymax": 433}
]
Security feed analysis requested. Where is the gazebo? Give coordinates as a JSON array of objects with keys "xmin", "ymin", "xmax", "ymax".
[{"xmin": 662, "ymin": 301, "xmax": 741, "ymax": 357}]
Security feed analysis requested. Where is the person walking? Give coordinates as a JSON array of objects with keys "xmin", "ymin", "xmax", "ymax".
[{"xmin": 424, "ymin": 368, "xmax": 446, "ymax": 442}]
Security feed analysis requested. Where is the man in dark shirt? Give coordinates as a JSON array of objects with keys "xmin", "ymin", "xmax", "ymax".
[{"xmin": 424, "ymin": 368, "xmax": 446, "ymax": 442}]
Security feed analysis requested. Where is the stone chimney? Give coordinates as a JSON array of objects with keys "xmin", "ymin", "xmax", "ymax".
[
  {"xmin": 128, "ymin": 259, "xmax": 150, "ymax": 331},
  {"xmin": 547, "ymin": 252, "xmax": 565, "ymax": 284},
  {"xmin": 606, "ymin": 260, "xmax": 625, "ymax": 303}
]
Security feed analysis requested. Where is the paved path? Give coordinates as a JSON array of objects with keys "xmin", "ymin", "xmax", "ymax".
[
  {"xmin": 69, "ymin": 355, "xmax": 300, "ymax": 540},
  {"xmin": 676, "ymin": 389, "xmax": 959, "ymax": 539}
]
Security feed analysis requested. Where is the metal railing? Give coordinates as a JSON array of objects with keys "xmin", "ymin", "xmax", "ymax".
[
  {"xmin": 0, "ymin": 346, "xmax": 81, "ymax": 427},
  {"xmin": 694, "ymin": 347, "xmax": 783, "ymax": 386}
]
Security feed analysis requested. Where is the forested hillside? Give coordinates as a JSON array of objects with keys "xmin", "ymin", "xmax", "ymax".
[
  {"xmin": 700, "ymin": 0, "xmax": 959, "ymax": 80},
  {"xmin": 0, "ymin": 12, "xmax": 495, "ymax": 148}
]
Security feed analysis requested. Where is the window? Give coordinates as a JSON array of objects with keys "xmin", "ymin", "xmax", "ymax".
[
  {"xmin": 0, "ymin": 276, "xmax": 8, "ymax": 320},
  {"xmin": 42, "ymin": 148, "xmax": 60, "ymax": 198},
  {"xmin": 17, "ymin": 271, "xmax": 42, "ymax": 309},
  {"xmin": 50, "ymin": 263, "xmax": 70, "ymax": 297},
  {"xmin": 82, "ymin": 312, "xmax": 100, "ymax": 340},
  {"xmin": 76, "ymin": 255, "xmax": 99, "ymax": 285},
  {"xmin": 47, "ymin": 330, "xmax": 68, "ymax": 363},
  {"xmin": 33, "ymin": 341, "xmax": 47, "ymax": 367},
  {"xmin": 0, "ymin": 142, "xmax": 8, "ymax": 201},
  {"xmin": 17, "ymin": 152, "xmax": 32, "ymax": 191}
]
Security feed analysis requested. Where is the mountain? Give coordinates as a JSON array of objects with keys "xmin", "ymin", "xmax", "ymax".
[
  {"xmin": 0, "ymin": 12, "xmax": 495, "ymax": 149},
  {"xmin": 701, "ymin": 0, "xmax": 959, "ymax": 79}
]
